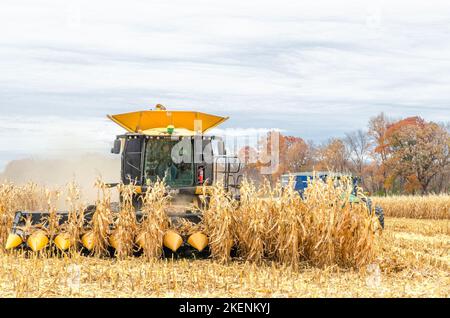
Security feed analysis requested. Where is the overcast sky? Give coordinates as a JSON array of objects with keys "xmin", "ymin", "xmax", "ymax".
[{"xmin": 1, "ymin": 0, "xmax": 450, "ymax": 170}]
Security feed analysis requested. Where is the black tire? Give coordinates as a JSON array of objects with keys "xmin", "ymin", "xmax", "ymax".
[
  {"xmin": 83, "ymin": 205, "xmax": 97, "ymax": 223},
  {"xmin": 365, "ymin": 198, "xmax": 385, "ymax": 229},
  {"xmin": 375, "ymin": 205, "xmax": 385, "ymax": 229}
]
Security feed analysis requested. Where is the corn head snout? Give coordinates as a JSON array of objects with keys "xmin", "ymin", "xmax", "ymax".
[{"xmin": 5, "ymin": 211, "xmax": 211, "ymax": 257}]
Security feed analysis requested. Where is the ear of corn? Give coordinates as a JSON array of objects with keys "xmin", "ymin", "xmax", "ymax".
[
  {"xmin": 203, "ymin": 176, "xmax": 379, "ymax": 268},
  {"xmin": 138, "ymin": 180, "xmax": 170, "ymax": 259},
  {"xmin": 200, "ymin": 183, "xmax": 236, "ymax": 264},
  {"xmin": 112, "ymin": 184, "xmax": 137, "ymax": 258},
  {"xmin": 64, "ymin": 182, "xmax": 83, "ymax": 252},
  {"xmin": 89, "ymin": 179, "xmax": 113, "ymax": 256}
]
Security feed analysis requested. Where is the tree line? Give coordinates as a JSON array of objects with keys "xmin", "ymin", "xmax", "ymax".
[{"xmin": 240, "ymin": 113, "xmax": 450, "ymax": 195}]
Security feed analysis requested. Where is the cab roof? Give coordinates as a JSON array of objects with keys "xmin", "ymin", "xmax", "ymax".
[{"xmin": 108, "ymin": 106, "xmax": 228, "ymax": 136}]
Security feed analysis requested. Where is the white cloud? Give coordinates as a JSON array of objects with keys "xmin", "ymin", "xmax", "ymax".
[{"xmin": 1, "ymin": 0, "xmax": 450, "ymax": 168}]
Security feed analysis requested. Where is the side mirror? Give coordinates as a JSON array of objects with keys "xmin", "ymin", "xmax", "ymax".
[
  {"xmin": 217, "ymin": 140, "xmax": 226, "ymax": 155},
  {"xmin": 111, "ymin": 139, "xmax": 121, "ymax": 154}
]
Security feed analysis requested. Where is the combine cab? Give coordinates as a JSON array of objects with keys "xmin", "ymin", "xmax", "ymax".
[
  {"xmin": 281, "ymin": 172, "xmax": 385, "ymax": 228},
  {"xmin": 5, "ymin": 104, "xmax": 243, "ymax": 255}
]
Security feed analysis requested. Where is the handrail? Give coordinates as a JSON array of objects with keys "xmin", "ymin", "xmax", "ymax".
[{"xmin": 213, "ymin": 155, "xmax": 242, "ymax": 191}]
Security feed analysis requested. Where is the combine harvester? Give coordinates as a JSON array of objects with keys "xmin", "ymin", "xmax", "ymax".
[{"xmin": 5, "ymin": 104, "xmax": 243, "ymax": 255}]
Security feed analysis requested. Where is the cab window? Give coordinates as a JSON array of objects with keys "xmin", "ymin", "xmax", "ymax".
[{"xmin": 144, "ymin": 139, "xmax": 193, "ymax": 187}]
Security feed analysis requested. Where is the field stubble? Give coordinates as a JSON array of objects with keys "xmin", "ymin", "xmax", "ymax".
[{"xmin": 0, "ymin": 217, "xmax": 448, "ymax": 298}]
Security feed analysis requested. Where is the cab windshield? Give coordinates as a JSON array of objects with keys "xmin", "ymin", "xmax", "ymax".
[{"xmin": 144, "ymin": 139, "xmax": 194, "ymax": 187}]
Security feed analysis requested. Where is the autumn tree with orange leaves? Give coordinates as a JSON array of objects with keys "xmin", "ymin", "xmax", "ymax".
[
  {"xmin": 238, "ymin": 114, "xmax": 449, "ymax": 194},
  {"xmin": 383, "ymin": 117, "xmax": 450, "ymax": 194},
  {"xmin": 316, "ymin": 138, "xmax": 349, "ymax": 172},
  {"xmin": 367, "ymin": 113, "xmax": 392, "ymax": 194},
  {"xmin": 238, "ymin": 132, "xmax": 313, "ymax": 184}
]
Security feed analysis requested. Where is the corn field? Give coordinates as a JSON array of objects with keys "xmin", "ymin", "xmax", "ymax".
[
  {"xmin": 373, "ymin": 195, "xmax": 450, "ymax": 219},
  {"xmin": 0, "ymin": 177, "xmax": 380, "ymax": 268},
  {"xmin": 0, "ymin": 179, "xmax": 448, "ymax": 297}
]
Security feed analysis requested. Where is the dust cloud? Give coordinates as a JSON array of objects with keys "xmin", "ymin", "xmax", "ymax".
[{"xmin": 0, "ymin": 154, "xmax": 121, "ymax": 208}]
